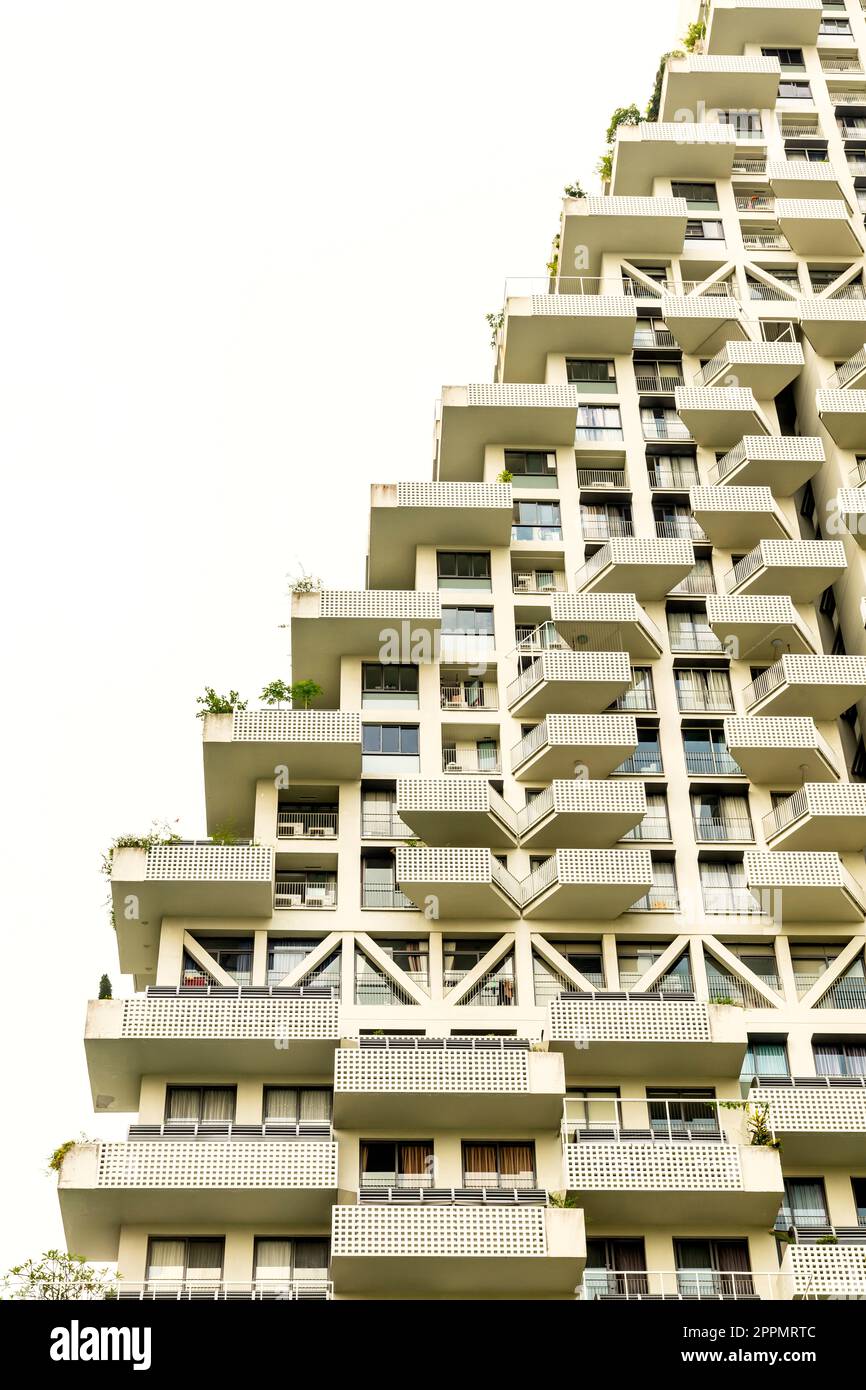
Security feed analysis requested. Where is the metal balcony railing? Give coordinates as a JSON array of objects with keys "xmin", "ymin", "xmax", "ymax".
[
  {"xmin": 581, "ymin": 515, "xmax": 634, "ymax": 541},
  {"xmin": 622, "ymin": 816, "xmax": 672, "ymax": 841},
  {"xmin": 655, "ymin": 516, "xmax": 708, "ymax": 542},
  {"xmin": 615, "ymin": 745, "xmax": 664, "ymax": 775},
  {"xmin": 684, "ymin": 750, "xmax": 743, "ymax": 776},
  {"xmin": 575, "ymin": 426, "xmax": 624, "ymax": 444},
  {"xmin": 668, "ymin": 570, "xmax": 717, "ymax": 595},
  {"xmin": 117, "ymin": 1281, "xmax": 333, "ymax": 1301},
  {"xmin": 277, "ymin": 809, "xmax": 338, "ymax": 839},
  {"xmin": 563, "ymin": 1095, "xmax": 724, "ymax": 1143},
  {"xmin": 580, "ymin": 1270, "xmax": 761, "ymax": 1301},
  {"xmin": 617, "ymin": 969, "xmax": 691, "ymax": 992},
  {"xmin": 442, "ymin": 747, "xmax": 502, "ymax": 774},
  {"xmin": 511, "ymin": 524, "xmax": 563, "ymax": 542},
  {"xmin": 440, "ymin": 683, "xmax": 499, "ymax": 710},
  {"xmin": 676, "ymin": 689, "xmax": 734, "ymax": 713},
  {"xmin": 635, "ymin": 370, "xmax": 685, "ymax": 393},
  {"xmin": 642, "ymin": 419, "xmax": 693, "ymax": 442},
  {"xmin": 274, "ymin": 879, "xmax": 337, "ymax": 909},
  {"xmin": 611, "ymin": 684, "xmax": 656, "ymax": 712},
  {"xmin": 742, "ymin": 230, "xmax": 789, "ymax": 250},
  {"xmin": 692, "ymin": 817, "xmax": 754, "ymax": 843},
  {"xmin": 647, "ymin": 462, "xmax": 700, "ymax": 489},
  {"xmin": 360, "ymin": 884, "xmax": 418, "ymax": 911},
  {"xmin": 511, "ymin": 571, "xmax": 567, "ymax": 594},
  {"xmin": 575, "ymin": 466, "xmax": 628, "ymax": 488},
  {"xmin": 361, "ymin": 808, "xmax": 413, "ymax": 839},
  {"xmin": 633, "ymin": 327, "xmax": 676, "ymax": 349},
  {"xmin": 701, "ymin": 887, "xmax": 765, "ymax": 917},
  {"xmin": 827, "ymin": 345, "xmax": 866, "ymax": 389},
  {"xmin": 668, "ymin": 628, "xmax": 724, "ymax": 652}
]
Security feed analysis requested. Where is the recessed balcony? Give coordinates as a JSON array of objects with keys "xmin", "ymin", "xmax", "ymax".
[
  {"xmin": 660, "ymin": 291, "xmax": 748, "ymax": 355},
  {"xmin": 706, "ymin": 595, "xmax": 815, "ymax": 661},
  {"xmin": 763, "ymin": 782, "xmax": 866, "ymax": 850},
  {"xmin": 511, "ymin": 713, "xmax": 638, "ymax": 781},
  {"xmin": 661, "ymin": 55, "xmax": 781, "ymax": 122},
  {"xmin": 548, "ymin": 995, "xmax": 747, "ymax": 1079},
  {"xmin": 611, "ymin": 123, "xmax": 737, "ymax": 197},
  {"xmin": 675, "ymin": 387, "xmax": 771, "ymax": 448},
  {"xmin": 767, "ymin": 160, "xmax": 844, "ymax": 200},
  {"xmin": 576, "ymin": 538, "xmax": 695, "ymax": 600},
  {"xmin": 818, "ymin": 392, "xmax": 866, "ymax": 449},
  {"xmin": 690, "ymin": 486, "xmax": 789, "ymax": 548},
  {"xmin": 395, "ymin": 777, "xmax": 518, "ymax": 849},
  {"xmin": 498, "ymin": 291, "xmax": 637, "ymax": 382},
  {"xmin": 330, "ymin": 1204, "xmax": 586, "ymax": 1300},
  {"xmin": 751, "ymin": 1078, "xmax": 866, "ymax": 1165},
  {"xmin": 723, "ymin": 716, "xmax": 839, "ymax": 784},
  {"xmin": 547, "ymin": 592, "xmax": 664, "ymax": 660},
  {"xmin": 743, "ymin": 851, "xmax": 866, "ymax": 923},
  {"xmin": 559, "ymin": 197, "xmax": 687, "ymax": 277},
  {"xmin": 724, "ymin": 539, "xmax": 846, "ymax": 601},
  {"xmin": 521, "ymin": 848, "xmax": 653, "ymax": 921},
  {"xmin": 202, "ymin": 710, "xmax": 362, "ymax": 835},
  {"xmin": 333, "ymin": 1038, "xmax": 566, "ymax": 1129},
  {"xmin": 799, "ymin": 297, "xmax": 866, "ymax": 357},
  {"xmin": 706, "ymin": 0, "xmax": 822, "ymax": 55},
  {"xmin": 781, "ymin": 1243, "xmax": 866, "ymax": 1300},
  {"xmin": 291, "ymin": 590, "xmax": 441, "ymax": 706},
  {"xmin": 436, "ymin": 384, "xmax": 582, "ymax": 481},
  {"xmin": 110, "ymin": 844, "xmax": 274, "ymax": 980},
  {"xmin": 776, "ymin": 200, "xmax": 863, "ymax": 257},
  {"xmin": 692, "ymin": 341, "xmax": 804, "ymax": 398},
  {"xmin": 743, "ymin": 654, "xmax": 866, "ymax": 718},
  {"xmin": 506, "ymin": 649, "xmax": 633, "ymax": 718},
  {"xmin": 710, "ymin": 434, "xmax": 824, "ymax": 493},
  {"xmin": 516, "ymin": 780, "xmax": 647, "ymax": 849},
  {"xmin": 58, "ymin": 1137, "xmax": 339, "ymax": 1261},
  {"xmin": 395, "ymin": 847, "xmax": 522, "ymax": 918},
  {"xmin": 367, "ymin": 482, "xmax": 512, "ymax": 588}
]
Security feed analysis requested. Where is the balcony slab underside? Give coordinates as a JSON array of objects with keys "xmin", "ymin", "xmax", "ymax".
[
  {"xmin": 777, "ymin": 205, "xmax": 862, "ymax": 258},
  {"xmin": 519, "ymin": 803, "xmax": 645, "ymax": 850},
  {"xmin": 436, "ymin": 389, "xmax": 580, "ymax": 482},
  {"xmin": 508, "ymin": 662, "xmax": 633, "ymax": 719},
  {"xmin": 499, "ymin": 296, "xmax": 637, "ymax": 382},
  {"xmin": 799, "ymin": 301, "xmax": 866, "ymax": 358},
  {"xmin": 512, "ymin": 722, "xmax": 638, "ymax": 783},
  {"xmin": 691, "ymin": 499, "xmax": 789, "ymax": 549},
  {"xmin": 661, "ymin": 59, "xmax": 781, "ymax": 124},
  {"xmin": 727, "ymin": 561, "xmax": 844, "ymax": 605},
  {"xmin": 291, "ymin": 601, "xmax": 440, "ymax": 708},
  {"xmin": 724, "ymin": 740, "xmax": 838, "ymax": 786},
  {"xmin": 367, "ymin": 490, "xmax": 513, "ymax": 589},
  {"xmin": 706, "ymin": 2, "xmax": 822, "ymax": 56},
  {"xmin": 611, "ymin": 127, "xmax": 736, "ymax": 197},
  {"xmin": 747, "ymin": 677, "xmax": 866, "ymax": 720},
  {"xmin": 660, "ymin": 296, "xmax": 748, "ymax": 356},
  {"xmin": 559, "ymin": 199, "xmax": 687, "ymax": 277},
  {"xmin": 395, "ymin": 795, "xmax": 516, "ymax": 849},
  {"xmin": 579, "ymin": 554, "xmax": 695, "ymax": 601},
  {"xmin": 675, "ymin": 391, "xmax": 769, "ymax": 449},
  {"xmin": 707, "ymin": 613, "xmax": 815, "ymax": 662},
  {"xmin": 819, "ymin": 396, "xmax": 866, "ymax": 450},
  {"xmin": 395, "ymin": 876, "xmax": 520, "ymax": 920}
]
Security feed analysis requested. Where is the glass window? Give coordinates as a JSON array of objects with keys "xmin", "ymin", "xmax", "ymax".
[
  {"xmin": 362, "ymin": 663, "xmax": 419, "ymax": 693},
  {"xmin": 741, "ymin": 1037, "xmax": 789, "ymax": 1081},
  {"xmin": 262, "ymin": 1087, "xmax": 332, "ymax": 1123},
  {"xmin": 361, "ymin": 724, "xmax": 419, "ymax": 755},
  {"xmin": 566, "ymin": 358, "xmax": 616, "ymax": 385},
  {"xmin": 146, "ymin": 1238, "xmax": 223, "ymax": 1285},
  {"xmin": 437, "ymin": 552, "xmax": 491, "ymax": 579},
  {"xmin": 504, "ymin": 449, "xmax": 557, "ymax": 478},
  {"xmin": 814, "ymin": 1038, "xmax": 866, "ymax": 1076},
  {"xmin": 462, "ymin": 1140, "xmax": 536, "ymax": 1189},
  {"xmin": 253, "ymin": 1238, "xmax": 329, "ymax": 1285},
  {"xmin": 360, "ymin": 1140, "xmax": 433, "ymax": 1188},
  {"xmin": 441, "ymin": 606, "xmax": 495, "ymax": 636},
  {"xmin": 165, "ymin": 1086, "xmax": 236, "ymax": 1123}
]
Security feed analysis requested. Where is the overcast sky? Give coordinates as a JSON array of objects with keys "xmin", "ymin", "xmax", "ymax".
[{"xmin": 0, "ymin": 0, "xmax": 680, "ymax": 1270}]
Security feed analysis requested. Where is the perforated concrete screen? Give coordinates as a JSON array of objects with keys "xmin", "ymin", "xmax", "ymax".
[
  {"xmin": 145, "ymin": 844, "xmax": 273, "ymax": 882},
  {"xmin": 335, "ymin": 1049, "xmax": 530, "ymax": 1095},
  {"xmin": 565, "ymin": 1142, "xmax": 743, "ymax": 1192},
  {"xmin": 550, "ymin": 998, "xmax": 712, "ymax": 1045},
  {"xmin": 96, "ymin": 1141, "xmax": 339, "ymax": 1189},
  {"xmin": 121, "ymin": 996, "xmax": 341, "ymax": 1040},
  {"xmin": 331, "ymin": 1205, "xmax": 548, "ymax": 1258}
]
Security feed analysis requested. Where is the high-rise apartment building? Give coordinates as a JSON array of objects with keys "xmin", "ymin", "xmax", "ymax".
[{"xmin": 59, "ymin": 0, "xmax": 866, "ymax": 1301}]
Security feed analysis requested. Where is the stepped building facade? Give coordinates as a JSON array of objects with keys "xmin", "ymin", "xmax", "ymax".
[{"xmin": 60, "ymin": 0, "xmax": 866, "ymax": 1300}]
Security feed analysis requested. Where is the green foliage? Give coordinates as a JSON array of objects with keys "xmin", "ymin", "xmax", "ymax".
[
  {"xmin": 597, "ymin": 151, "xmax": 613, "ymax": 183},
  {"xmin": 195, "ymin": 687, "xmax": 248, "ymax": 719},
  {"xmin": 98, "ymin": 974, "xmax": 112, "ymax": 1000},
  {"xmin": 646, "ymin": 50, "xmax": 683, "ymax": 122},
  {"xmin": 605, "ymin": 104, "xmax": 641, "ymax": 147},
  {"xmin": 3, "ymin": 1250, "xmax": 117, "ymax": 1301},
  {"xmin": 722, "ymin": 1100, "xmax": 780, "ymax": 1149},
  {"xmin": 683, "ymin": 20, "xmax": 705, "ymax": 53},
  {"xmin": 485, "ymin": 311, "xmax": 504, "ymax": 349},
  {"xmin": 817, "ymin": 1235, "xmax": 839, "ymax": 1245},
  {"xmin": 545, "ymin": 232, "xmax": 560, "ymax": 279},
  {"xmin": 496, "ymin": 469, "xmax": 513, "ymax": 484},
  {"xmin": 287, "ymin": 572, "xmax": 322, "ymax": 594},
  {"xmin": 101, "ymin": 820, "xmax": 181, "ymax": 877},
  {"xmin": 548, "ymin": 1191, "xmax": 582, "ymax": 1208},
  {"xmin": 48, "ymin": 1139, "xmax": 84, "ymax": 1174},
  {"xmin": 290, "ymin": 679, "xmax": 324, "ymax": 709},
  {"xmin": 563, "ymin": 181, "xmax": 586, "ymax": 199},
  {"xmin": 260, "ymin": 679, "xmax": 293, "ymax": 706},
  {"xmin": 211, "ymin": 821, "xmax": 239, "ymax": 846}
]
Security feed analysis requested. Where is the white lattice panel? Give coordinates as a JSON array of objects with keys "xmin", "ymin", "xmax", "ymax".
[
  {"xmin": 319, "ymin": 591, "xmax": 440, "ymax": 619},
  {"xmin": 395, "ymin": 482, "xmax": 511, "ymax": 509},
  {"xmin": 145, "ymin": 845, "xmax": 273, "ymax": 882},
  {"xmin": 594, "ymin": 538, "xmax": 695, "ymax": 566},
  {"xmin": 744, "ymin": 851, "xmax": 850, "ymax": 890},
  {"xmin": 724, "ymin": 715, "xmax": 820, "ymax": 750},
  {"xmin": 634, "ymin": 123, "xmax": 737, "ymax": 145},
  {"xmin": 724, "ymin": 0, "xmax": 820, "ymax": 12},
  {"xmin": 464, "ymin": 384, "xmax": 582, "ymax": 408},
  {"xmin": 396, "ymin": 778, "xmax": 499, "ymax": 813},
  {"xmin": 549, "ymin": 780, "xmax": 646, "ymax": 814},
  {"xmin": 800, "ymin": 298, "xmax": 866, "ymax": 323},
  {"xmin": 661, "ymin": 296, "xmax": 740, "ymax": 319},
  {"xmin": 551, "ymin": 593, "xmax": 645, "ymax": 623},
  {"xmin": 725, "ymin": 435, "xmax": 824, "ymax": 464},
  {"xmin": 745, "ymin": 540, "xmax": 846, "ymax": 571},
  {"xmin": 761, "ymin": 653, "xmax": 866, "ymax": 687},
  {"xmin": 532, "ymin": 650, "xmax": 633, "ymax": 682},
  {"xmin": 565, "ymin": 1142, "xmax": 743, "ymax": 1192},
  {"xmin": 676, "ymin": 386, "xmax": 761, "ymax": 411},
  {"xmin": 334, "ymin": 1049, "xmax": 530, "ymax": 1095},
  {"xmin": 395, "ymin": 847, "xmax": 498, "ymax": 883},
  {"xmin": 787, "ymin": 1246, "xmax": 866, "ymax": 1298},
  {"xmin": 684, "ymin": 55, "xmax": 782, "ymax": 74},
  {"xmin": 837, "ymin": 488, "xmax": 866, "ymax": 518},
  {"xmin": 582, "ymin": 196, "xmax": 686, "ymax": 217},
  {"xmin": 121, "ymin": 996, "xmax": 340, "ymax": 1040},
  {"xmin": 711, "ymin": 343, "xmax": 803, "ymax": 369},
  {"xmin": 550, "ymin": 998, "xmax": 711, "ymax": 1044},
  {"xmin": 554, "ymin": 848, "xmax": 653, "ymax": 886},
  {"xmin": 331, "ymin": 1205, "xmax": 548, "ymax": 1258},
  {"xmin": 96, "ymin": 1141, "xmax": 338, "ymax": 1189},
  {"xmin": 528, "ymin": 296, "xmax": 636, "ymax": 319},
  {"xmin": 800, "ymin": 783, "xmax": 866, "ymax": 816},
  {"xmin": 543, "ymin": 713, "xmax": 639, "ymax": 747},
  {"xmin": 776, "ymin": 200, "xmax": 849, "ymax": 221},
  {"xmin": 819, "ymin": 392, "xmax": 866, "ymax": 415},
  {"xmin": 767, "ymin": 161, "xmax": 835, "ymax": 183},
  {"xmin": 231, "ymin": 710, "xmax": 361, "ymax": 743},
  {"xmin": 708, "ymin": 594, "xmax": 799, "ymax": 623},
  {"xmin": 752, "ymin": 1087, "xmax": 866, "ymax": 1135}
]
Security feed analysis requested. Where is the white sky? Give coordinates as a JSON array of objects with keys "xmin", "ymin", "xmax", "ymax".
[{"xmin": 0, "ymin": 0, "xmax": 680, "ymax": 1269}]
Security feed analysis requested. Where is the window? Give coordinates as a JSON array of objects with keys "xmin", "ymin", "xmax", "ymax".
[
  {"xmin": 674, "ymin": 667, "xmax": 733, "ymax": 713},
  {"xmin": 267, "ymin": 937, "xmax": 340, "ymax": 990},
  {"xmin": 274, "ymin": 870, "xmax": 337, "ymax": 908},
  {"xmin": 361, "ymin": 723, "xmax": 419, "ymax": 755},
  {"xmin": 646, "ymin": 453, "xmax": 699, "ymax": 488},
  {"xmin": 686, "ymin": 219, "xmax": 724, "ymax": 240},
  {"xmin": 253, "ymin": 1238, "xmax": 329, "ymax": 1286},
  {"xmin": 262, "ymin": 1087, "xmax": 332, "ymax": 1124},
  {"xmin": 441, "ymin": 606, "xmax": 495, "ymax": 639},
  {"xmin": 165, "ymin": 1086, "xmax": 236, "ymax": 1123},
  {"xmin": 667, "ymin": 608, "xmax": 721, "ymax": 654},
  {"xmin": 360, "ymin": 1140, "xmax": 433, "ymax": 1189},
  {"xmin": 779, "ymin": 1179, "xmax": 829, "ymax": 1232},
  {"xmin": 671, "ymin": 181, "xmax": 719, "ymax": 210},
  {"xmin": 820, "ymin": 19, "xmax": 853, "ymax": 37},
  {"xmin": 581, "ymin": 501, "xmax": 633, "ymax": 541},
  {"xmin": 584, "ymin": 1240, "xmax": 648, "ymax": 1299},
  {"xmin": 741, "ymin": 1036, "xmax": 789, "ymax": 1081},
  {"xmin": 647, "ymin": 1088, "xmax": 719, "ymax": 1140},
  {"xmin": 617, "ymin": 726, "xmax": 663, "ymax": 775},
  {"xmin": 565, "ymin": 1088, "xmax": 621, "ymax": 1134},
  {"xmin": 813, "ymin": 1038, "xmax": 866, "ymax": 1076},
  {"xmin": 534, "ymin": 941, "xmax": 604, "ymax": 1002},
  {"xmin": 576, "ymin": 404, "xmax": 623, "ymax": 440},
  {"xmin": 146, "ymin": 1238, "xmax": 224, "ymax": 1286},
  {"xmin": 777, "ymin": 80, "xmax": 811, "ymax": 100},
  {"xmin": 631, "ymin": 860, "xmax": 680, "ymax": 913},
  {"xmin": 566, "ymin": 358, "xmax": 616, "ymax": 389},
  {"xmin": 715, "ymin": 110, "xmax": 763, "ymax": 136},
  {"xmin": 691, "ymin": 791, "xmax": 753, "ymax": 843},
  {"xmin": 512, "ymin": 499, "xmax": 562, "ymax": 540},
  {"xmin": 504, "ymin": 449, "xmax": 558, "ymax": 483},
  {"xmin": 854, "ymin": 1178, "xmax": 866, "ymax": 1227},
  {"xmin": 682, "ymin": 726, "xmax": 739, "ymax": 776},
  {"xmin": 361, "ymin": 662, "xmax": 419, "ymax": 707},
  {"xmin": 436, "ymin": 552, "xmax": 491, "ymax": 589},
  {"xmin": 701, "ymin": 861, "xmax": 762, "ymax": 917},
  {"xmin": 462, "ymin": 1141, "xmax": 536, "ymax": 1190},
  {"xmin": 360, "ymin": 852, "xmax": 416, "ymax": 911},
  {"xmin": 674, "ymin": 1240, "xmax": 753, "ymax": 1298},
  {"xmin": 183, "ymin": 936, "xmax": 252, "ymax": 987},
  {"xmin": 617, "ymin": 941, "xmax": 691, "ymax": 989},
  {"xmin": 761, "ymin": 47, "xmax": 805, "ymax": 71}
]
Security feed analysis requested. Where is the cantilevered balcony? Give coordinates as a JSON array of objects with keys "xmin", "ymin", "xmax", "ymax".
[
  {"xmin": 743, "ymin": 851, "xmax": 866, "ymax": 924},
  {"xmin": 710, "ymin": 434, "xmax": 824, "ymax": 493},
  {"xmin": 546, "ymin": 592, "xmax": 664, "ymax": 660},
  {"xmin": 836, "ymin": 487, "xmax": 866, "ymax": 545},
  {"xmin": 799, "ymin": 297, "xmax": 866, "ymax": 356},
  {"xmin": 724, "ymin": 716, "xmax": 839, "ymax": 784},
  {"xmin": 575, "ymin": 538, "xmax": 694, "ymax": 600},
  {"xmin": 59, "ymin": 1137, "xmax": 339, "ymax": 1261},
  {"xmin": 781, "ymin": 1243, "xmax": 866, "ymax": 1301},
  {"xmin": 333, "ymin": 1038, "xmax": 566, "ymax": 1129},
  {"xmin": 511, "ymin": 713, "xmax": 638, "ymax": 782},
  {"xmin": 776, "ymin": 200, "xmax": 863, "ymax": 257},
  {"xmin": 692, "ymin": 341, "xmax": 804, "ymax": 398},
  {"xmin": 521, "ymin": 848, "xmax": 653, "ymax": 921},
  {"xmin": 689, "ymin": 486, "xmax": 789, "ymax": 548},
  {"xmin": 330, "ymin": 1204, "xmax": 586, "ymax": 1299},
  {"xmin": 743, "ymin": 654, "xmax": 866, "ymax": 718},
  {"xmin": 725, "ymin": 539, "xmax": 845, "ymax": 601},
  {"xmin": 706, "ymin": 0, "xmax": 822, "ymax": 55},
  {"xmin": 84, "ymin": 991, "xmax": 342, "ymax": 1111},
  {"xmin": 395, "ymin": 847, "xmax": 522, "ymax": 918},
  {"xmin": 549, "ymin": 995, "xmax": 747, "ymax": 1079},
  {"xmin": 367, "ymin": 482, "xmax": 512, "ymax": 587},
  {"xmin": 203, "ymin": 710, "xmax": 362, "ymax": 835},
  {"xmin": 110, "ymin": 844, "xmax": 274, "ymax": 979},
  {"xmin": 826, "ymin": 343, "xmax": 866, "ymax": 391},
  {"xmin": 763, "ymin": 782, "xmax": 866, "ymax": 850},
  {"xmin": 291, "ymin": 589, "xmax": 441, "ymax": 706},
  {"xmin": 506, "ymin": 649, "xmax": 633, "ymax": 718},
  {"xmin": 436, "ymin": 384, "xmax": 582, "ymax": 481},
  {"xmin": 767, "ymin": 161, "xmax": 844, "ymax": 200},
  {"xmin": 395, "ymin": 778, "xmax": 518, "ymax": 849},
  {"xmin": 611, "ymin": 123, "xmax": 737, "ymax": 197},
  {"xmin": 751, "ymin": 1077, "xmax": 866, "ymax": 1165},
  {"xmin": 516, "ymin": 780, "xmax": 646, "ymax": 849},
  {"xmin": 498, "ymin": 290, "xmax": 637, "ymax": 382},
  {"xmin": 659, "ymin": 291, "xmax": 748, "ymax": 355},
  {"xmin": 818, "ymin": 392, "xmax": 866, "ymax": 449},
  {"xmin": 558, "ymin": 197, "xmax": 687, "ymax": 279},
  {"xmin": 660, "ymin": 55, "xmax": 781, "ymax": 123},
  {"xmin": 706, "ymin": 595, "xmax": 815, "ymax": 661},
  {"xmin": 675, "ymin": 387, "xmax": 771, "ymax": 448}
]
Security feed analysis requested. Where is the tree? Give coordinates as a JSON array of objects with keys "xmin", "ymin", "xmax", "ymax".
[
  {"xmin": 260, "ymin": 679, "xmax": 293, "ymax": 706},
  {"xmin": 98, "ymin": 974, "xmax": 112, "ymax": 1000},
  {"xmin": 289, "ymin": 679, "xmax": 324, "ymax": 709},
  {"xmin": 195, "ymin": 687, "xmax": 248, "ymax": 719},
  {"xmin": 3, "ymin": 1250, "xmax": 117, "ymax": 1300},
  {"xmin": 683, "ymin": 20, "xmax": 706, "ymax": 53},
  {"xmin": 605, "ymin": 104, "xmax": 641, "ymax": 146}
]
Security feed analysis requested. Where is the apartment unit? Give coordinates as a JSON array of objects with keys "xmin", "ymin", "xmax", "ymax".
[{"xmin": 59, "ymin": 0, "xmax": 866, "ymax": 1301}]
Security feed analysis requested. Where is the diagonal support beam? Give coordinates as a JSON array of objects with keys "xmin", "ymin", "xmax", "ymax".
[
  {"xmin": 275, "ymin": 932, "xmax": 342, "ymax": 988},
  {"xmin": 445, "ymin": 934, "xmax": 515, "ymax": 1006},
  {"xmin": 531, "ymin": 934, "xmax": 601, "ymax": 994},
  {"xmin": 354, "ymin": 931, "xmax": 430, "ymax": 1006},
  {"xmin": 182, "ymin": 932, "xmax": 236, "ymax": 987}
]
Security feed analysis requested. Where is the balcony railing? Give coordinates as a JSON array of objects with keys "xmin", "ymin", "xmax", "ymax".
[
  {"xmin": 668, "ymin": 628, "xmax": 724, "ymax": 653},
  {"xmin": 622, "ymin": 816, "xmax": 672, "ymax": 841},
  {"xmin": 684, "ymin": 749, "xmax": 743, "ymax": 776},
  {"xmin": 581, "ymin": 516, "xmax": 634, "ymax": 541},
  {"xmin": 575, "ymin": 466, "xmax": 628, "ymax": 489},
  {"xmin": 511, "ymin": 571, "xmax": 567, "ymax": 594},
  {"xmin": 633, "ymin": 326, "xmax": 677, "ymax": 349},
  {"xmin": 361, "ymin": 808, "xmax": 413, "ymax": 838},
  {"xmin": 827, "ymin": 345, "xmax": 866, "ymax": 389},
  {"xmin": 443, "ymin": 967, "xmax": 516, "ymax": 1007},
  {"xmin": 642, "ymin": 419, "xmax": 693, "ymax": 442},
  {"xmin": 611, "ymin": 684, "xmax": 656, "ymax": 712},
  {"xmin": 742, "ymin": 230, "xmax": 789, "ymax": 250},
  {"xmin": 614, "ymin": 745, "xmax": 663, "ymax": 775},
  {"xmin": 647, "ymin": 462, "xmax": 700, "ymax": 489},
  {"xmin": 692, "ymin": 816, "xmax": 754, "ymax": 843},
  {"xmin": 277, "ymin": 810, "xmax": 338, "ymax": 839},
  {"xmin": 580, "ymin": 1270, "xmax": 761, "ymax": 1301},
  {"xmin": 701, "ymin": 887, "xmax": 765, "ymax": 917},
  {"xmin": 442, "ymin": 747, "xmax": 502, "ymax": 774},
  {"xmin": 575, "ymin": 426, "xmax": 624, "ymax": 444},
  {"xmin": 360, "ymin": 884, "xmax": 418, "ymax": 911},
  {"xmin": 618, "ymin": 969, "xmax": 691, "ymax": 992},
  {"xmin": 676, "ymin": 689, "xmax": 734, "ymax": 713},
  {"xmin": 563, "ymin": 1095, "xmax": 723, "ymax": 1142},
  {"xmin": 440, "ymin": 683, "xmax": 499, "ymax": 710},
  {"xmin": 635, "ymin": 370, "xmax": 685, "ymax": 393},
  {"xmin": 274, "ymin": 879, "xmax": 337, "ymax": 909},
  {"xmin": 117, "ymin": 1281, "xmax": 333, "ymax": 1301},
  {"xmin": 669, "ymin": 569, "xmax": 717, "ymax": 596},
  {"xmin": 654, "ymin": 516, "xmax": 708, "ymax": 542},
  {"xmin": 511, "ymin": 524, "xmax": 563, "ymax": 542}
]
